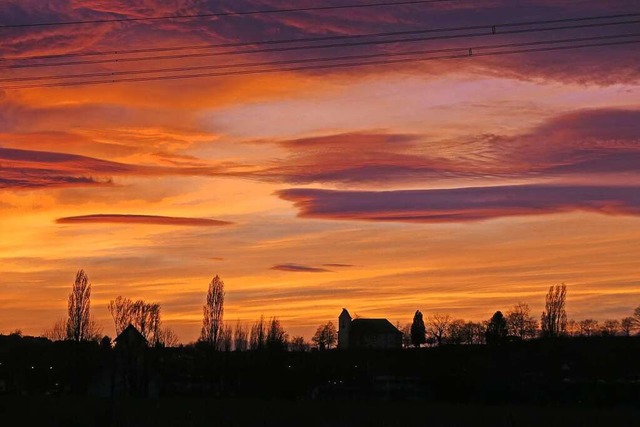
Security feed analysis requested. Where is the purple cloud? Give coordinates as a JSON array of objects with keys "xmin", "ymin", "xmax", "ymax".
[
  {"xmin": 278, "ymin": 185, "xmax": 640, "ymax": 223},
  {"xmin": 254, "ymin": 108, "xmax": 640, "ymax": 186},
  {"xmin": 0, "ymin": 147, "xmax": 235, "ymax": 190}
]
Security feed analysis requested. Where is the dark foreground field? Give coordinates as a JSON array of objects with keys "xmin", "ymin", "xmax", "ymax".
[{"xmin": 1, "ymin": 397, "xmax": 639, "ymax": 427}]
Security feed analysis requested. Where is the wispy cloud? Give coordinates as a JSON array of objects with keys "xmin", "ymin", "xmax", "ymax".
[
  {"xmin": 251, "ymin": 108, "xmax": 640, "ymax": 186},
  {"xmin": 0, "ymin": 147, "xmax": 238, "ymax": 190},
  {"xmin": 56, "ymin": 214, "xmax": 233, "ymax": 227},
  {"xmin": 270, "ymin": 263, "xmax": 331, "ymax": 273},
  {"xmin": 323, "ymin": 263, "xmax": 354, "ymax": 268},
  {"xmin": 278, "ymin": 185, "xmax": 640, "ymax": 223}
]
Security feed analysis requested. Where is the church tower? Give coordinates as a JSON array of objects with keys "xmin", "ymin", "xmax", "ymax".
[{"xmin": 338, "ymin": 308, "xmax": 352, "ymax": 349}]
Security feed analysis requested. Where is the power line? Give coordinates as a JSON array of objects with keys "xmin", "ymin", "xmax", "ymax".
[
  {"xmin": 0, "ymin": 0, "xmax": 452, "ymax": 29},
  {"xmin": 5, "ymin": 11, "xmax": 638, "ymax": 62},
  {"xmin": 3, "ymin": 32, "xmax": 638, "ymax": 84},
  {"xmin": 3, "ymin": 37, "xmax": 637, "ymax": 90},
  {"xmin": 3, "ymin": 17, "xmax": 638, "ymax": 70}
]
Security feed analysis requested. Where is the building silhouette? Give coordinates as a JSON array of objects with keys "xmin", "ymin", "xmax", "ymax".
[{"xmin": 338, "ymin": 308, "xmax": 403, "ymax": 349}]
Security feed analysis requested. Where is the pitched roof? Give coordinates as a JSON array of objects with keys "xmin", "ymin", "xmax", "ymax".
[
  {"xmin": 114, "ymin": 324, "xmax": 147, "ymax": 343},
  {"xmin": 351, "ymin": 319, "xmax": 402, "ymax": 335}
]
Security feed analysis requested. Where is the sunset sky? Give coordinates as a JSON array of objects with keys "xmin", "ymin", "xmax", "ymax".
[{"xmin": 1, "ymin": 0, "xmax": 640, "ymax": 342}]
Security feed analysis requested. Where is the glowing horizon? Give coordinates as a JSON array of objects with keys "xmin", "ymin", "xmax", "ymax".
[{"xmin": 1, "ymin": 0, "xmax": 640, "ymax": 342}]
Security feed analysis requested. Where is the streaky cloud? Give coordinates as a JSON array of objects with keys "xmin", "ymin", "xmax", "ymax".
[
  {"xmin": 270, "ymin": 263, "xmax": 331, "ymax": 273},
  {"xmin": 56, "ymin": 214, "xmax": 233, "ymax": 227},
  {"xmin": 0, "ymin": 147, "xmax": 235, "ymax": 190},
  {"xmin": 278, "ymin": 185, "xmax": 640, "ymax": 223}
]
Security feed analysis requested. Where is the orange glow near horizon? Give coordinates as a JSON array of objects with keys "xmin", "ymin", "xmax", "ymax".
[{"xmin": 1, "ymin": 0, "xmax": 640, "ymax": 342}]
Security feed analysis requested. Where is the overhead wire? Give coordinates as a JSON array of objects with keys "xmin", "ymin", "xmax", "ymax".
[
  {"xmin": 3, "ymin": 36, "xmax": 638, "ymax": 90},
  {"xmin": 3, "ymin": 17, "xmax": 639, "ymax": 70},
  {"xmin": 4, "ymin": 11, "xmax": 639, "ymax": 62},
  {"xmin": 3, "ymin": 32, "xmax": 639, "ymax": 84}
]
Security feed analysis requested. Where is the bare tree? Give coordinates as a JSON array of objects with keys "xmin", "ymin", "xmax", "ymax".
[
  {"xmin": 398, "ymin": 323, "xmax": 412, "ymax": 348},
  {"xmin": 601, "ymin": 319, "xmax": 620, "ymax": 336},
  {"xmin": 506, "ymin": 302, "xmax": 538, "ymax": 340},
  {"xmin": 233, "ymin": 320, "xmax": 248, "ymax": 351},
  {"xmin": 67, "ymin": 269, "xmax": 94, "ymax": 342},
  {"xmin": 221, "ymin": 323, "xmax": 233, "ymax": 351},
  {"xmin": 107, "ymin": 296, "xmax": 161, "ymax": 345},
  {"xmin": 108, "ymin": 296, "xmax": 134, "ymax": 336},
  {"xmin": 428, "ymin": 314, "xmax": 450, "ymax": 346},
  {"xmin": 158, "ymin": 327, "xmax": 180, "ymax": 347},
  {"xmin": 250, "ymin": 316, "xmax": 266, "ymax": 350},
  {"xmin": 200, "ymin": 275, "xmax": 225, "ymax": 348},
  {"xmin": 461, "ymin": 321, "xmax": 485, "ymax": 345},
  {"xmin": 446, "ymin": 319, "xmax": 466, "ymax": 345},
  {"xmin": 410, "ymin": 310, "xmax": 426, "ymax": 348},
  {"xmin": 43, "ymin": 318, "xmax": 68, "ymax": 341},
  {"xmin": 621, "ymin": 317, "xmax": 635, "ymax": 336},
  {"xmin": 289, "ymin": 336, "xmax": 310, "ymax": 352},
  {"xmin": 133, "ymin": 300, "xmax": 161, "ymax": 345},
  {"xmin": 541, "ymin": 283, "xmax": 567, "ymax": 337},
  {"xmin": 312, "ymin": 322, "xmax": 337, "ymax": 350},
  {"xmin": 578, "ymin": 319, "xmax": 598, "ymax": 337},
  {"xmin": 632, "ymin": 305, "xmax": 640, "ymax": 331},
  {"xmin": 565, "ymin": 319, "xmax": 580, "ymax": 337}
]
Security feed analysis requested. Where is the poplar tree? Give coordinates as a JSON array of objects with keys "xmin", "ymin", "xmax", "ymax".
[{"xmin": 200, "ymin": 275, "xmax": 225, "ymax": 348}]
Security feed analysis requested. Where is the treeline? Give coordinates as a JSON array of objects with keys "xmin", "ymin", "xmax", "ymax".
[
  {"xmin": 37, "ymin": 273, "xmax": 640, "ymax": 350},
  {"xmin": 402, "ymin": 284, "xmax": 640, "ymax": 347}
]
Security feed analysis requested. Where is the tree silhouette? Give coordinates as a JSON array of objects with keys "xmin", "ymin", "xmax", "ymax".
[
  {"xmin": 428, "ymin": 314, "xmax": 450, "ymax": 346},
  {"xmin": 506, "ymin": 302, "xmax": 538, "ymax": 340},
  {"xmin": 621, "ymin": 317, "xmax": 634, "ymax": 336},
  {"xmin": 250, "ymin": 316, "xmax": 266, "ymax": 350},
  {"xmin": 461, "ymin": 321, "xmax": 486, "ymax": 345},
  {"xmin": 578, "ymin": 319, "xmax": 599, "ymax": 337},
  {"xmin": 410, "ymin": 310, "xmax": 426, "ymax": 348},
  {"xmin": 233, "ymin": 320, "xmax": 248, "ymax": 351},
  {"xmin": 221, "ymin": 324, "xmax": 233, "ymax": 351},
  {"xmin": 107, "ymin": 296, "xmax": 133, "ymax": 336},
  {"xmin": 632, "ymin": 305, "xmax": 640, "ymax": 332},
  {"xmin": 266, "ymin": 317, "xmax": 288, "ymax": 351},
  {"xmin": 446, "ymin": 319, "xmax": 466, "ymax": 345},
  {"xmin": 107, "ymin": 296, "xmax": 162, "ymax": 345},
  {"xmin": 200, "ymin": 275, "xmax": 225, "ymax": 348},
  {"xmin": 289, "ymin": 336, "xmax": 309, "ymax": 352},
  {"xmin": 398, "ymin": 322, "xmax": 412, "ymax": 348},
  {"xmin": 486, "ymin": 311, "xmax": 508, "ymax": 344},
  {"xmin": 134, "ymin": 301, "xmax": 161, "ymax": 344},
  {"xmin": 565, "ymin": 319, "xmax": 579, "ymax": 336},
  {"xmin": 541, "ymin": 283, "xmax": 567, "ymax": 338},
  {"xmin": 601, "ymin": 319, "xmax": 620, "ymax": 336},
  {"xmin": 312, "ymin": 322, "xmax": 337, "ymax": 350},
  {"xmin": 158, "ymin": 327, "xmax": 179, "ymax": 347},
  {"xmin": 66, "ymin": 269, "xmax": 97, "ymax": 342},
  {"xmin": 43, "ymin": 318, "xmax": 68, "ymax": 341}
]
